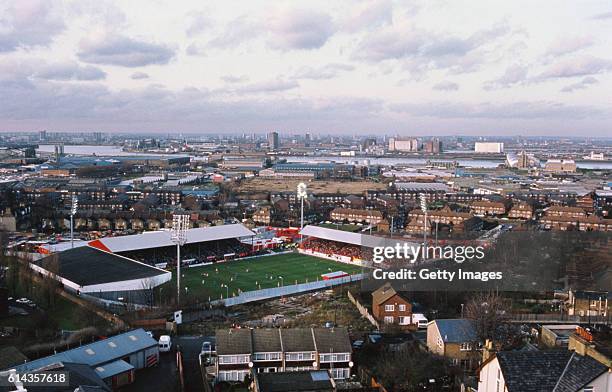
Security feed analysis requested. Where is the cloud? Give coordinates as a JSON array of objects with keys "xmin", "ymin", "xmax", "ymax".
[
  {"xmin": 433, "ymin": 81, "xmax": 459, "ymax": 91},
  {"xmin": 235, "ymin": 79, "xmax": 299, "ymax": 94},
  {"xmin": 294, "ymin": 63, "xmax": 354, "ymax": 80},
  {"xmin": 546, "ymin": 36, "xmax": 594, "ymax": 57},
  {"xmin": 267, "ymin": 8, "xmax": 336, "ymax": 50},
  {"xmin": 560, "ymin": 76, "xmax": 598, "ymax": 92},
  {"xmin": 221, "ymin": 75, "xmax": 249, "ymax": 83},
  {"xmin": 34, "ymin": 62, "xmax": 106, "ymax": 81},
  {"xmin": 186, "ymin": 42, "xmax": 207, "ymax": 56},
  {"xmin": 484, "ymin": 64, "xmax": 529, "ymax": 89},
  {"xmin": 207, "ymin": 15, "xmax": 260, "ymax": 48},
  {"xmin": 186, "ymin": 12, "xmax": 213, "ymax": 36},
  {"xmin": 390, "ymin": 100, "xmax": 604, "ymax": 120},
  {"xmin": 131, "ymin": 72, "xmax": 149, "ymax": 80},
  {"xmin": 343, "ymin": 0, "xmax": 393, "ymax": 32},
  {"xmin": 353, "ymin": 22, "xmax": 510, "ymax": 74},
  {"xmin": 78, "ymin": 34, "xmax": 175, "ymax": 67},
  {"xmin": 0, "ymin": 0, "xmax": 64, "ymax": 52},
  {"xmin": 536, "ymin": 56, "xmax": 612, "ymax": 79},
  {"xmin": 590, "ymin": 11, "xmax": 612, "ymax": 20}
]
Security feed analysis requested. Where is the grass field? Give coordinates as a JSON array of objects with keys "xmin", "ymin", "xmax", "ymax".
[{"xmin": 174, "ymin": 253, "xmax": 363, "ymax": 301}]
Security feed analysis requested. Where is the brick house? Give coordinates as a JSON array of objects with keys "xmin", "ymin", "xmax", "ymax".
[
  {"xmin": 427, "ymin": 319, "xmax": 479, "ymax": 370},
  {"xmin": 508, "ymin": 202, "xmax": 533, "ymax": 219},
  {"xmin": 470, "ymin": 200, "xmax": 508, "ymax": 216},
  {"xmin": 371, "ymin": 284, "xmax": 413, "ymax": 328}
]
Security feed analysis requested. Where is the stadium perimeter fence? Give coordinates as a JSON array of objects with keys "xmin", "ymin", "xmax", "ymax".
[{"xmin": 213, "ymin": 273, "xmax": 367, "ymax": 307}]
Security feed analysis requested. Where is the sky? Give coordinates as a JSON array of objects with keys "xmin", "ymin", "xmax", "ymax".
[{"xmin": 0, "ymin": 0, "xmax": 611, "ymax": 136}]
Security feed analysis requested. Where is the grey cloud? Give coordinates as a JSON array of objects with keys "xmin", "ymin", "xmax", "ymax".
[
  {"xmin": 390, "ymin": 100, "xmax": 604, "ymax": 120},
  {"xmin": 343, "ymin": 0, "xmax": 393, "ymax": 32},
  {"xmin": 186, "ymin": 12, "xmax": 213, "ymax": 36},
  {"xmin": 207, "ymin": 16, "xmax": 260, "ymax": 48},
  {"xmin": 235, "ymin": 79, "xmax": 299, "ymax": 94},
  {"xmin": 590, "ymin": 11, "xmax": 612, "ymax": 20},
  {"xmin": 484, "ymin": 64, "xmax": 529, "ymax": 89},
  {"xmin": 186, "ymin": 42, "xmax": 207, "ymax": 56},
  {"xmin": 0, "ymin": 1, "xmax": 64, "ymax": 52},
  {"xmin": 221, "ymin": 75, "xmax": 249, "ymax": 83},
  {"xmin": 353, "ymin": 22, "xmax": 510, "ymax": 72},
  {"xmin": 536, "ymin": 56, "xmax": 612, "ymax": 79},
  {"xmin": 78, "ymin": 35, "xmax": 175, "ymax": 67},
  {"xmin": 433, "ymin": 81, "xmax": 459, "ymax": 91},
  {"xmin": 34, "ymin": 62, "xmax": 106, "ymax": 81},
  {"xmin": 546, "ymin": 36, "xmax": 594, "ymax": 57},
  {"xmin": 560, "ymin": 76, "xmax": 598, "ymax": 93},
  {"xmin": 131, "ymin": 72, "xmax": 149, "ymax": 80},
  {"xmin": 294, "ymin": 63, "xmax": 355, "ymax": 80},
  {"xmin": 268, "ymin": 8, "xmax": 336, "ymax": 50}
]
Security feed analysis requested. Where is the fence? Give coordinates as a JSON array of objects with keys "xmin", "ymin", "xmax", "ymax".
[
  {"xmin": 509, "ymin": 313, "xmax": 610, "ymax": 324},
  {"xmin": 212, "ymin": 273, "xmax": 366, "ymax": 307},
  {"xmin": 347, "ymin": 290, "xmax": 380, "ymax": 329}
]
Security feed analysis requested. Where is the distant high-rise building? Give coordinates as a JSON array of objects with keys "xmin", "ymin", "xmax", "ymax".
[
  {"xmin": 93, "ymin": 132, "xmax": 103, "ymax": 143},
  {"xmin": 305, "ymin": 132, "xmax": 311, "ymax": 147},
  {"xmin": 474, "ymin": 142, "xmax": 504, "ymax": 153},
  {"xmin": 389, "ymin": 137, "xmax": 419, "ymax": 152},
  {"xmin": 267, "ymin": 131, "xmax": 279, "ymax": 150},
  {"xmin": 424, "ymin": 138, "xmax": 442, "ymax": 153},
  {"xmin": 39, "ymin": 130, "xmax": 47, "ymax": 142}
]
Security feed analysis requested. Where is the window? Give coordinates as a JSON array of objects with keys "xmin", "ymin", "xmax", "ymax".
[
  {"xmin": 398, "ymin": 304, "xmax": 406, "ymax": 312},
  {"xmin": 384, "ymin": 304, "xmax": 395, "ymax": 312},
  {"xmin": 384, "ymin": 316, "xmax": 394, "ymax": 324},
  {"xmin": 253, "ymin": 352, "xmax": 281, "ymax": 361},
  {"xmin": 319, "ymin": 353, "xmax": 350, "ymax": 363},
  {"xmin": 330, "ymin": 368, "xmax": 350, "ymax": 379},
  {"xmin": 460, "ymin": 342, "xmax": 472, "ymax": 351},
  {"xmin": 219, "ymin": 355, "xmax": 249, "ymax": 364},
  {"xmin": 437, "ymin": 337, "xmax": 443, "ymax": 348},
  {"xmin": 582, "ymin": 388, "xmax": 593, "ymax": 392},
  {"xmin": 399, "ymin": 316, "xmax": 410, "ymax": 325},
  {"xmin": 286, "ymin": 352, "xmax": 315, "ymax": 361}
]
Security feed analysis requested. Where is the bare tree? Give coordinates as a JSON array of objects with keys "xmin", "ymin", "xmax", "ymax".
[{"xmin": 464, "ymin": 291, "xmax": 517, "ymax": 349}]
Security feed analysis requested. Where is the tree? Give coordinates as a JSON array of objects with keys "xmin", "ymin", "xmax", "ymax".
[{"xmin": 464, "ymin": 291, "xmax": 518, "ymax": 349}]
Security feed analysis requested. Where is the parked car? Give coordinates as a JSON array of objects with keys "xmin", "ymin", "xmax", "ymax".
[
  {"xmin": 158, "ymin": 335, "xmax": 172, "ymax": 352},
  {"xmin": 16, "ymin": 298, "xmax": 31, "ymax": 304},
  {"xmin": 412, "ymin": 313, "xmax": 429, "ymax": 329}
]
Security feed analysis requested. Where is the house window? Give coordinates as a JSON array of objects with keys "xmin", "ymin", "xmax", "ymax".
[
  {"xmin": 384, "ymin": 304, "xmax": 395, "ymax": 312},
  {"xmin": 437, "ymin": 337, "xmax": 443, "ymax": 348},
  {"xmin": 399, "ymin": 316, "xmax": 410, "ymax": 325},
  {"xmin": 384, "ymin": 316, "xmax": 394, "ymax": 324},
  {"xmin": 398, "ymin": 304, "xmax": 406, "ymax": 312},
  {"xmin": 460, "ymin": 342, "xmax": 472, "ymax": 351},
  {"xmin": 582, "ymin": 387, "xmax": 593, "ymax": 392}
]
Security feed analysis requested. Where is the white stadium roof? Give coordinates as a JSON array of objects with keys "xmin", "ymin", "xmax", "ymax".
[
  {"xmin": 300, "ymin": 225, "xmax": 419, "ymax": 249},
  {"xmin": 88, "ymin": 223, "xmax": 254, "ymax": 253}
]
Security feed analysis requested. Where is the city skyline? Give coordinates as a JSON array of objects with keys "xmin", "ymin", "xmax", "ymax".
[{"xmin": 1, "ymin": 0, "xmax": 612, "ymax": 136}]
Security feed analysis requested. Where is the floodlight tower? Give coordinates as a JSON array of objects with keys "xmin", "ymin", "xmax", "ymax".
[
  {"xmin": 171, "ymin": 213, "xmax": 189, "ymax": 305},
  {"xmin": 70, "ymin": 195, "xmax": 78, "ymax": 248},
  {"xmin": 419, "ymin": 193, "xmax": 428, "ymax": 260},
  {"xmin": 297, "ymin": 183, "xmax": 308, "ymax": 228}
]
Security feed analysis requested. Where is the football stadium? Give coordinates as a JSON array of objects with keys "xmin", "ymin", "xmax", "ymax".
[{"xmin": 30, "ymin": 224, "xmax": 370, "ymax": 306}]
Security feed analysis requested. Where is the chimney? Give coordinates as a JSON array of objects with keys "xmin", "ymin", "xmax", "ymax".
[{"xmin": 482, "ymin": 339, "xmax": 495, "ymax": 363}]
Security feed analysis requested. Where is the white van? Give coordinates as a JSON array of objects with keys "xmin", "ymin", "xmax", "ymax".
[
  {"xmin": 412, "ymin": 314, "xmax": 429, "ymax": 329},
  {"xmin": 158, "ymin": 335, "xmax": 172, "ymax": 352}
]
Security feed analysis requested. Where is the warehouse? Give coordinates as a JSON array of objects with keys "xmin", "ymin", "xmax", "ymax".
[{"xmin": 2, "ymin": 329, "xmax": 158, "ymax": 390}]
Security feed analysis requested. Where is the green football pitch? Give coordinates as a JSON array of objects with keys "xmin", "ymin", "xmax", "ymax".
[{"xmin": 172, "ymin": 252, "xmax": 363, "ymax": 301}]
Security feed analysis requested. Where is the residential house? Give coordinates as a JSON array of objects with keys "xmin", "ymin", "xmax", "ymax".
[
  {"xmin": 371, "ymin": 284, "xmax": 413, "ymax": 328},
  {"xmin": 508, "ymin": 202, "xmax": 534, "ymax": 219},
  {"xmin": 567, "ymin": 290, "xmax": 610, "ymax": 317},
  {"xmin": 330, "ymin": 208, "xmax": 383, "ymax": 225},
  {"xmin": 250, "ymin": 370, "xmax": 336, "ymax": 392},
  {"xmin": 215, "ymin": 328, "xmax": 352, "ymax": 383},
  {"xmin": 470, "ymin": 200, "xmax": 508, "ymax": 216},
  {"xmin": 477, "ymin": 351, "xmax": 610, "ymax": 392},
  {"xmin": 427, "ymin": 319, "xmax": 479, "ymax": 370}
]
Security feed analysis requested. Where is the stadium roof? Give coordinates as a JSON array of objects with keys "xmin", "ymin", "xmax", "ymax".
[
  {"xmin": 88, "ymin": 223, "xmax": 254, "ymax": 253},
  {"xmin": 35, "ymin": 246, "xmax": 169, "ymax": 287},
  {"xmin": 300, "ymin": 225, "xmax": 418, "ymax": 249}
]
